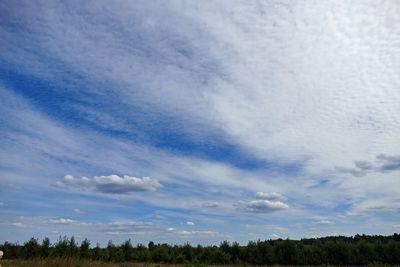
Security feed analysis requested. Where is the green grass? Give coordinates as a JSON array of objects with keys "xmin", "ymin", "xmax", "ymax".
[{"xmin": 2, "ymin": 260, "xmax": 400, "ymax": 267}]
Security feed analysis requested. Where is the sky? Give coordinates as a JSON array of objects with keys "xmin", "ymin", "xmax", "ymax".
[{"xmin": 0, "ymin": 0, "xmax": 400, "ymax": 246}]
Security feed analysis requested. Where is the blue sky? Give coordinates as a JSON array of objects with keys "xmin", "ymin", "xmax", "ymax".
[{"xmin": 1, "ymin": 0, "xmax": 400, "ymax": 246}]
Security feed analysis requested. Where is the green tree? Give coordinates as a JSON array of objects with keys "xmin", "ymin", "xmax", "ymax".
[
  {"xmin": 80, "ymin": 238, "xmax": 91, "ymax": 259},
  {"xmin": 120, "ymin": 239, "xmax": 133, "ymax": 261},
  {"xmin": 53, "ymin": 236, "xmax": 69, "ymax": 258},
  {"xmin": 22, "ymin": 237, "xmax": 41, "ymax": 259},
  {"xmin": 41, "ymin": 237, "xmax": 50, "ymax": 258},
  {"xmin": 106, "ymin": 240, "xmax": 116, "ymax": 261},
  {"xmin": 257, "ymin": 240, "xmax": 273, "ymax": 265},
  {"xmin": 274, "ymin": 239, "xmax": 299, "ymax": 265}
]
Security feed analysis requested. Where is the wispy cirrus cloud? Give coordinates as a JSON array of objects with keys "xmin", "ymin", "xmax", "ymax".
[
  {"xmin": 311, "ymin": 220, "xmax": 335, "ymax": 225},
  {"xmin": 2, "ymin": 216, "xmax": 228, "ymax": 245}
]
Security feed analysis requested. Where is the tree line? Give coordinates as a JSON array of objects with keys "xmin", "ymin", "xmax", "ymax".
[{"xmin": 1, "ymin": 234, "xmax": 400, "ymax": 265}]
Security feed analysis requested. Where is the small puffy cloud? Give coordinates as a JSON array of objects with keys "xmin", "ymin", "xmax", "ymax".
[
  {"xmin": 73, "ymin": 209, "xmax": 83, "ymax": 214},
  {"xmin": 56, "ymin": 174, "xmax": 162, "ymax": 194},
  {"xmin": 236, "ymin": 192, "xmax": 289, "ymax": 213},
  {"xmin": 94, "ymin": 175, "xmax": 161, "ymax": 193},
  {"xmin": 186, "ymin": 221, "xmax": 195, "ymax": 226},
  {"xmin": 256, "ymin": 192, "xmax": 286, "ymax": 201},
  {"xmin": 56, "ymin": 174, "xmax": 91, "ymax": 187},
  {"xmin": 236, "ymin": 199, "xmax": 289, "ymax": 213}
]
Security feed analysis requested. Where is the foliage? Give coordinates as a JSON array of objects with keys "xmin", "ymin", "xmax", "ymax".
[{"xmin": 1, "ymin": 233, "xmax": 400, "ymax": 265}]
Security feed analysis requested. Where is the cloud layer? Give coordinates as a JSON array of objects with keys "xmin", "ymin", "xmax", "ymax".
[{"xmin": 1, "ymin": 0, "xmax": 399, "ymax": 244}]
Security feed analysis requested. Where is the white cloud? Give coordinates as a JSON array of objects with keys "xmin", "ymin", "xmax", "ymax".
[
  {"xmin": 256, "ymin": 192, "xmax": 286, "ymax": 201},
  {"xmin": 56, "ymin": 174, "xmax": 162, "ymax": 194},
  {"xmin": 94, "ymin": 175, "xmax": 162, "ymax": 193},
  {"xmin": 346, "ymin": 200, "xmax": 400, "ymax": 217},
  {"xmin": 12, "ymin": 222, "xmax": 30, "ymax": 228},
  {"xmin": 0, "ymin": 202, "xmax": 4, "ymax": 206},
  {"xmin": 57, "ymin": 174, "xmax": 91, "ymax": 187},
  {"xmin": 73, "ymin": 209, "xmax": 83, "ymax": 214},
  {"xmin": 186, "ymin": 221, "xmax": 195, "ymax": 226},
  {"xmin": 236, "ymin": 192, "xmax": 289, "ymax": 214},
  {"xmin": 269, "ymin": 234, "xmax": 280, "ymax": 240},
  {"xmin": 236, "ymin": 200, "xmax": 288, "ymax": 214},
  {"xmin": 48, "ymin": 218, "xmax": 79, "ymax": 224}
]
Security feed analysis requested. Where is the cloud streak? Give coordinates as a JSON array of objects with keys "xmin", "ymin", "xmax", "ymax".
[
  {"xmin": 3, "ymin": 216, "xmax": 227, "ymax": 245},
  {"xmin": 256, "ymin": 192, "xmax": 286, "ymax": 201},
  {"xmin": 56, "ymin": 174, "xmax": 162, "ymax": 194},
  {"xmin": 336, "ymin": 154, "xmax": 400, "ymax": 177}
]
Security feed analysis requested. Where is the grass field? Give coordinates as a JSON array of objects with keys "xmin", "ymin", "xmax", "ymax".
[
  {"xmin": 1, "ymin": 259, "xmax": 157, "ymax": 267},
  {"xmin": 2, "ymin": 260, "xmax": 400, "ymax": 267}
]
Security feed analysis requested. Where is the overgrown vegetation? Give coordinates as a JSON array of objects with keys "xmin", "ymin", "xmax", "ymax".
[{"xmin": 1, "ymin": 234, "xmax": 400, "ymax": 265}]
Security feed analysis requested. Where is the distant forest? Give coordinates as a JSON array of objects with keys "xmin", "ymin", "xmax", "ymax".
[{"xmin": 1, "ymin": 234, "xmax": 400, "ymax": 265}]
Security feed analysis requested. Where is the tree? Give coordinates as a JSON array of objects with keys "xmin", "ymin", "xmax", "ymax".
[
  {"xmin": 274, "ymin": 239, "xmax": 299, "ymax": 265},
  {"xmin": 41, "ymin": 237, "xmax": 50, "ymax": 258},
  {"xmin": 67, "ymin": 236, "xmax": 78, "ymax": 258},
  {"xmin": 120, "ymin": 239, "xmax": 133, "ymax": 261},
  {"xmin": 22, "ymin": 237, "xmax": 40, "ymax": 259},
  {"xmin": 54, "ymin": 236, "xmax": 69, "ymax": 258},
  {"xmin": 80, "ymin": 238, "xmax": 91, "ymax": 259}
]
